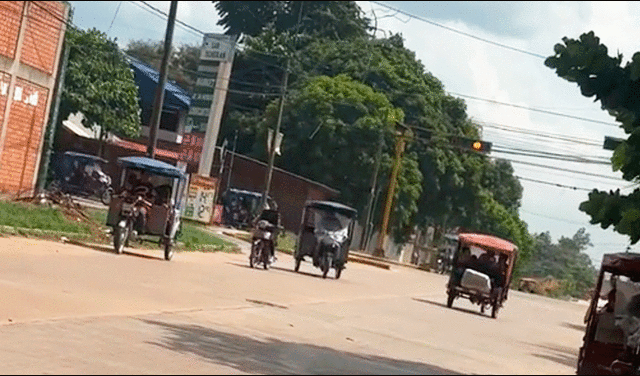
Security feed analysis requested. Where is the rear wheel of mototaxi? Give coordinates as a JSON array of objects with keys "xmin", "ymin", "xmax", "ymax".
[
  {"xmin": 101, "ymin": 187, "xmax": 113, "ymax": 206},
  {"xmin": 321, "ymin": 252, "xmax": 333, "ymax": 279},
  {"xmin": 335, "ymin": 264, "xmax": 343, "ymax": 279},
  {"xmin": 113, "ymin": 220, "xmax": 130, "ymax": 255},
  {"xmin": 491, "ymin": 303, "xmax": 500, "ymax": 319},
  {"xmin": 446, "ymin": 291, "xmax": 455, "ymax": 308},
  {"xmin": 249, "ymin": 241, "xmax": 259, "ymax": 268},
  {"xmin": 163, "ymin": 236, "xmax": 174, "ymax": 261}
]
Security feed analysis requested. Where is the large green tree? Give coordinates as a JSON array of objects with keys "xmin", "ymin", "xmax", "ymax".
[
  {"xmin": 59, "ymin": 27, "xmax": 141, "ymax": 156},
  {"xmin": 546, "ymin": 31, "xmax": 640, "ymax": 244},
  {"xmin": 214, "ymin": 1, "xmax": 370, "ymax": 42}
]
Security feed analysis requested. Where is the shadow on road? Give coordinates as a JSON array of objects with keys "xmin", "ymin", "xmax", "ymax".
[
  {"xmin": 411, "ymin": 298, "xmax": 491, "ymax": 319},
  {"xmin": 67, "ymin": 239, "xmax": 165, "ymax": 261},
  {"xmin": 561, "ymin": 321, "xmax": 586, "ymax": 332},
  {"xmin": 524, "ymin": 342, "xmax": 578, "ymax": 369},
  {"xmin": 225, "ymin": 261, "xmax": 332, "ymax": 280},
  {"xmin": 140, "ymin": 318, "xmax": 462, "ymax": 375}
]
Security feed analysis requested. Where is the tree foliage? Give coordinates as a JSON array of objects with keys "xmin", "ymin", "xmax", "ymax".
[
  {"xmin": 546, "ymin": 31, "xmax": 640, "ymax": 244},
  {"xmin": 213, "ymin": 2, "xmax": 527, "ymax": 251},
  {"xmin": 60, "ymin": 27, "xmax": 141, "ymax": 155},
  {"xmin": 214, "ymin": 1, "xmax": 370, "ymax": 42},
  {"xmin": 519, "ymin": 228, "xmax": 597, "ymax": 298}
]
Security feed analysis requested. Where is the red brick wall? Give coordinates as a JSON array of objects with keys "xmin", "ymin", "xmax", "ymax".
[
  {"xmin": 0, "ymin": 78, "xmax": 48, "ymax": 192},
  {"xmin": 21, "ymin": 1, "xmax": 64, "ymax": 75},
  {"xmin": 0, "ymin": 1, "xmax": 23, "ymax": 59},
  {"xmin": 0, "ymin": 1, "xmax": 66, "ymax": 195}
]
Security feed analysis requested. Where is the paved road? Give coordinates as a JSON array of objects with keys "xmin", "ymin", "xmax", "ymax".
[{"xmin": 0, "ymin": 236, "xmax": 586, "ymax": 374}]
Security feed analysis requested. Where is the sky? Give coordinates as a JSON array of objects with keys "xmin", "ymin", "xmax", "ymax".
[{"xmin": 68, "ymin": 1, "xmax": 640, "ymax": 265}]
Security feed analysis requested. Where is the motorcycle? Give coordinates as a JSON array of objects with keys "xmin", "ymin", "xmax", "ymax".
[
  {"xmin": 436, "ymin": 250, "xmax": 453, "ymax": 274},
  {"xmin": 249, "ymin": 209, "xmax": 281, "ymax": 270},
  {"xmin": 113, "ymin": 192, "xmax": 153, "ymax": 255}
]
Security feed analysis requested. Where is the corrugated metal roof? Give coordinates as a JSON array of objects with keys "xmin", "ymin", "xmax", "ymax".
[{"xmin": 127, "ymin": 55, "xmax": 191, "ymax": 110}]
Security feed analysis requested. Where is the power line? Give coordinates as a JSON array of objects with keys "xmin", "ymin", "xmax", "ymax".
[
  {"xmin": 107, "ymin": 1, "xmax": 123, "ymax": 35},
  {"xmin": 369, "ymin": 1, "xmax": 548, "ymax": 59},
  {"xmin": 515, "ymin": 176, "xmax": 592, "ymax": 191},
  {"xmin": 451, "ymin": 92, "xmax": 619, "ymax": 127}
]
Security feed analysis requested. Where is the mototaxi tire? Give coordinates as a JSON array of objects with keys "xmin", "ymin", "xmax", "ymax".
[
  {"xmin": 294, "ymin": 256, "xmax": 301, "ymax": 272},
  {"xmin": 491, "ymin": 303, "xmax": 499, "ymax": 319},
  {"xmin": 101, "ymin": 187, "xmax": 113, "ymax": 206},
  {"xmin": 335, "ymin": 265, "xmax": 342, "ymax": 280},
  {"xmin": 113, "ymin": 223, "xmax": 129, "ymax": 255},
  {"xmin": 447, "ymin": 292, "xmax": 455, "ymax": 308},
  {"xmin": 164, "ymin": 237, "xmax": 174, "ymax": 261},
  {"xmin": 321, "ymin": 252, "xmax": 332, "ymax": 279}
]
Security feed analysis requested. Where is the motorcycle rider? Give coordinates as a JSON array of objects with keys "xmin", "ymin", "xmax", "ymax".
[{"xmin": 252, "ymin": 202, "xmax": 281, "ymax": 264}]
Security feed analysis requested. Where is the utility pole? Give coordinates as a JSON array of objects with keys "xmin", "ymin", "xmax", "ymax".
[
  {"xmin": 261, "ymin": 58, "xmax": 290, "ymax": 209},
  {"xmin": 376, "ymin": 127, "xmax": 408, "ymax": 254},
  {"xmin": 147, "ymin": 1, "xmax": 178, "ymax": 159},
  {"xmin": 360, "ymin": 131, "xmax": 384, "ymax": 250},
  {"xmin": 225, "ymin": 129, "xmax": 238, "ymax": 192}
]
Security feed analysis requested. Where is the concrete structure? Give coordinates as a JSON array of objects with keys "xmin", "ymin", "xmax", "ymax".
[{"xmin": 0, "ymin": 1, "xmax": 68, "ymax": 195}]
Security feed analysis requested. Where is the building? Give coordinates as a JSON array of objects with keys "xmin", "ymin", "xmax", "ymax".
[{"xmin": 0, "ymin": 1, "xmax": 69, "ymax": 195}]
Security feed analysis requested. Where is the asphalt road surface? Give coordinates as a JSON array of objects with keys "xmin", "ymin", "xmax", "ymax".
[{"xmin": 0, "ymin": 235, "xmax": 587, "ymax": 374}]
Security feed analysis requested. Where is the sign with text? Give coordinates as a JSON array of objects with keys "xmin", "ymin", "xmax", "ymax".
[
  {"xmin": 183, "ymin": 174, "xmax": 219, "ymax": 224},
  {"xmin": 200, "ymin": 34, "xmax": 236, "ymax": 62}
]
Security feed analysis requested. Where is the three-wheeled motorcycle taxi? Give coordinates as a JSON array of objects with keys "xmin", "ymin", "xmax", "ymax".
[
  {"xmin": 49, "ymin": 151, "xmax": 114, "ymax": 205},
  {"xmin": 293, "ymin": 201, "xmax": 357, "ymax": 279},
  {"xmin": 577, "ymin": 252, "xmax": 640, "ymax": 375},
  {"xmin": 446, "ymin": 233, "xmax": 518, "ymax": 318},
  {"xmin": 106, "ymin": 156, "xmax": 187, "ymax": 261}
]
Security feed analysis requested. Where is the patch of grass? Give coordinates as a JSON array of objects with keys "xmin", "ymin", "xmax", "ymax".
[
  {"xmin": 0, "ymin": 200, "xmax": 94, "ymax": 234},
  {"xmin": 277, "ymin": 230, "xmax": 297, "ymax": 254},
  {"xmin": 0, "ymin": 201, "xmax": 237, "ymax": 253},
  {"xmin": 178, "ymin": 220, "xmax": 238, "ymax": 253}
]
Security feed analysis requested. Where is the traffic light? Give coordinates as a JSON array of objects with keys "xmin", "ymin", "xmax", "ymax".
[{"xmin": 454, "ymin": 137, "xmax": 492, "ymax": 153}]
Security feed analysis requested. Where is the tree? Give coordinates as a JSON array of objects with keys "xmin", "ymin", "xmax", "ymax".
[
  {"xmin": 519, "ymin": 228, "xmax": 597, "ymax": 298},
  {"xmin": 213, "ymin": 1, "xmax": 370, "ymax": 42},
  {"xmin": 124, "ymin": 39, "xmax": 200, "ymax": 94},
  {"xmin": 255, "ymin": 74, "xmax": 420, "ymax": 237},
  {"xmin": 545, "ymin": 31, "xmax": 640, "ymax": 244},
  {"xmin": 59, "ymin": 27, "xmax": 141, "ymax": 156}
]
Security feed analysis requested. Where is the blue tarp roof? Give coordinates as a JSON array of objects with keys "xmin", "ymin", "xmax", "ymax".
[
  {"xmin": 127, "ymin": 56, "xmax": 191, "ymax": 111},
  {"xmin": 117, "ymin": 156, "xmax": 185, "ymax": 179}
]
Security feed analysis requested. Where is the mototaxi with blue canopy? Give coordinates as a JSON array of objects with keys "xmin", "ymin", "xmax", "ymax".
[{"xmin": 106, "ymin": 156, "xmax": 187, "ymax": 260}]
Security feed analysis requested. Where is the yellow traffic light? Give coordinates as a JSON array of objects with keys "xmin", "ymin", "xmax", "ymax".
[{"xmin": 472, "ymin": 141, "xmax": 482, "ymax": 151}]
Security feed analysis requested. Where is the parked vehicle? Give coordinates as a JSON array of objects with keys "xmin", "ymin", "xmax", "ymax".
[
  {"xmin": 577, "ymin": 252, "xmax": 640, "ymax": 375},
  {"xmin": 293, "ymin": 201, "xmax": 357, "ymax": 279},
  {"xmin": 446, "ymin": 233, "xmax": 518, "ymax": 318},
  {"xmin": 105, "ymin": 156, "xmax": 187, "ymax": 261},
  {"xmin": 49, "ymin": 151, "xmax": 114, "ymax": 205},
  {"xmin": 220, "ymin": 188, "xmax": 277, "ymax": 229},
  {"xmin": 249, "ymin": 208, "xmax": 282, "ymax": 270}
]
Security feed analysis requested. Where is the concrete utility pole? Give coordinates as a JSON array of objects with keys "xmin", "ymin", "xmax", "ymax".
[
  {"xmin": 261, "ymin": 58, "xmax": 290, "ymax": 209},
  {"xmin": 147, "ymin": 1, "xmax": 178, "ymax": 159},
  {"xmin": 376, "ymin": 127, "xmax": 408, "ymax": 254},
  {"xmin": 360, "ymin": 131, "xmax": 384, "ymax": 250}
]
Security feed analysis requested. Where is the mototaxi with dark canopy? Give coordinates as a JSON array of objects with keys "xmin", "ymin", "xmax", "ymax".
[
  {"xmin": 446, "ymin": 233, "xmax": 518, "ymax": 318},
  {"xmin": 106, "ymin": 156, "xmax": 187, "ymax": 261},
  {"xmin": 294, "ymin": 200, "xmax": 357, "ymax": 279}
]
